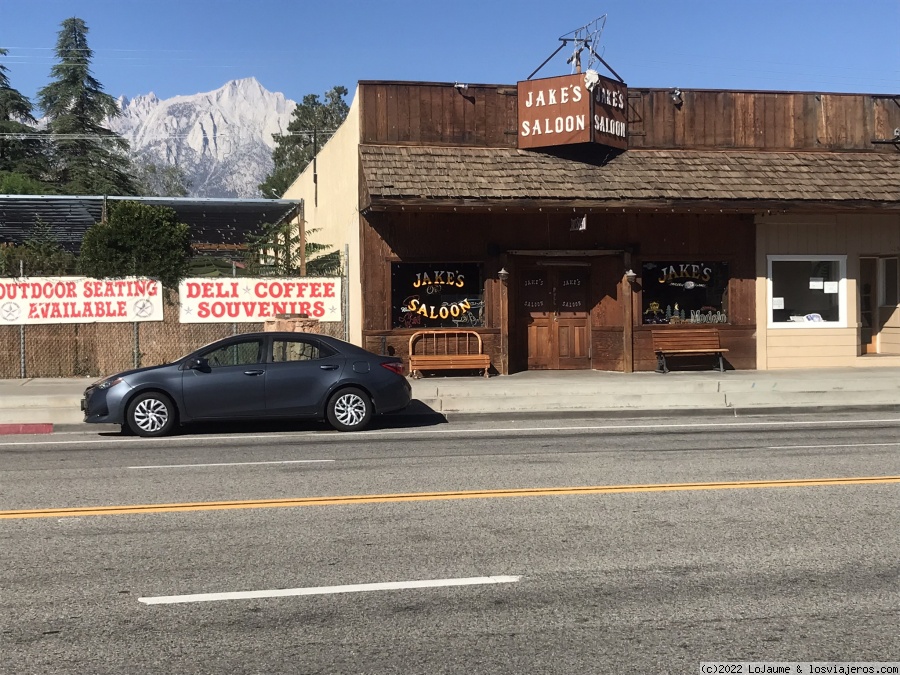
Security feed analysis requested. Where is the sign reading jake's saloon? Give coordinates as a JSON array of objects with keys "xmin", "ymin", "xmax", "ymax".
[{"xmin": 517, "ymin": 72, "xmax": 627, "ymax": 151}]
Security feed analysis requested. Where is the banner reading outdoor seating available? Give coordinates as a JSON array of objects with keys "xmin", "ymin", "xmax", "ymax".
[
  {"xmin": 177, "ymin": 277, "xmax": 342, "ymax": 323},
  {"xmin": 0, "ymin": 277, "xmax": 163, "ymax": 325}
]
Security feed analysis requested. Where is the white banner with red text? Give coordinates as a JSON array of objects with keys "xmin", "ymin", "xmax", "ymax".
[
  {"xmin": 178, "ymin": 277, "xmax": 342, "ymax": 323},
  {"xmin": 0, "ymin": 277, "xmax": 163, "ymax": 325}
]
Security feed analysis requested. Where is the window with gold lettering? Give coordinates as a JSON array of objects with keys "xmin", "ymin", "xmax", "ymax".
[
  {"xmin": 391, "ymin": 263, "xmax": 483, "ymax": 328},
  {"xmin": 641, "ymin": 262, "xmax": 729, "ymax": 325}
]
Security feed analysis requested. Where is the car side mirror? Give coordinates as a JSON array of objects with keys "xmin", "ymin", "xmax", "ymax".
[{"xmin": 187, "ymin": 356, "xmax": 210, "ymax": 371}]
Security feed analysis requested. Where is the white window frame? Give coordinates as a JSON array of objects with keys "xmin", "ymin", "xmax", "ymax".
[
  {"xmin": 767, "ymin": 255, "xmax": 847, "ymax": 329},
  {"xmin": 878, "ymin": 257, "xmax": 899, "ymax": 307}
]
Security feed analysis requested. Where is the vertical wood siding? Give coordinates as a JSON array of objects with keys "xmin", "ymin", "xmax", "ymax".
[
  {"xmin": 361, "ymin": 211, "xmax": 756, "ymax": 371},
  {"xmin": 360, "ymin": 82, "xmax": 900, "ymax": 152}
]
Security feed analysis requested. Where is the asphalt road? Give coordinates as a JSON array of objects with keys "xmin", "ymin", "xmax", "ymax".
[{"xmin": 2, "ymin": 413, "xmax": 900, "ymax": 674}]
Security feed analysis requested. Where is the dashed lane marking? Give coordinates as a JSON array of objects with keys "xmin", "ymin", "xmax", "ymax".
[
  {"xmin": 138, "ymin": 575, "xmax": 522, "ymax": 605},
  {"xmin": 127, "ymin": 459, "xmax": 336, "ymax": 469}
]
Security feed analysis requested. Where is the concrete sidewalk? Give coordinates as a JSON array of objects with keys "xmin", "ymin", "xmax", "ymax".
[{"xmin": 2, "ymin": 366, "xmax": 900, "ymax": 434}]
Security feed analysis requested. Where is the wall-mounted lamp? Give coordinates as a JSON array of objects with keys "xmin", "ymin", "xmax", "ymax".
[
  {"xmin": 624, "ymin": 269, "xmax": 637, "ymax": 283},
  {"xmin": 498, "ymin": 267, "xmax": 510, "ymax": 282},
  {"xmin": 670, "ymin": 87, "xmax": 683, "ymax": 107},
  {"xmin": 454, "ymin": 82, "xmax": 469, "ymax": 91}
]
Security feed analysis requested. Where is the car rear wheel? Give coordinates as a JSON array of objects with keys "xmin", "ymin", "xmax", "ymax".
[
  {"xmin": 326, "ymin": 387, "xmax": 373, "ymax": 432},
  {"xmin": 126, "ymin": 392, "xmax": 177, "ymax": 437}
]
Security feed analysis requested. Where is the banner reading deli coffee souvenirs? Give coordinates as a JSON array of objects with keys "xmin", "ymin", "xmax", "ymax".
[
  {"xmin": 178, "ymin": 278, "xmax": 342, "ymax": 323},
  {"xmin": 0, "ymin": 277, "xmax": 163, "ymax": 325}
]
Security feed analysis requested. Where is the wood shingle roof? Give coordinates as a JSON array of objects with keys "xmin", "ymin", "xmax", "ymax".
[{"xmin": 359, "ymin": 145, "xmax": 900, "ymax": 211}]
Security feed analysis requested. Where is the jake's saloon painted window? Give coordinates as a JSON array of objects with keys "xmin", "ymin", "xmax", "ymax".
[
  {"xmin": 391, "ymin": 263, "xmax": 484, "ymax": 329},
  {"xmin": 768, "ymin": 255, "xmax": 846, "ymax": 327},
  {"xmin": 641, "ymin": 262, "xmax": 730, "ymax": 325}
]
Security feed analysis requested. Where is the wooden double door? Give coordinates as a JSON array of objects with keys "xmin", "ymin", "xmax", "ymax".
[{"xmin": 519, "ymin": 265, "xmax": 591, "ymax": 370}]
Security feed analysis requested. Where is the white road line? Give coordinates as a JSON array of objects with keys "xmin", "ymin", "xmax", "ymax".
[
  {"xmin": 0, "ymin": 433, "xmax": 316, "ymax": 447},
  {"xmin": 128, "ymin": 459, "xmax": 335, "ymax": 469},
  {"xmin": 5, "ymin": 417, "xmax": 900, "ymax": 447},
  {"xmin": 768, "ymin": 442, "xmax": 900, "ymax": 450},
  {"xmin": 138, "ymin": 575, "xmax": 522, "ymax": 605}
]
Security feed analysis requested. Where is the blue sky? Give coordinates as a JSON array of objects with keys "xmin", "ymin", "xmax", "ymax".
[{"xmin": 1, "ymin": 0, "xmax": 898, "ymax": 105}]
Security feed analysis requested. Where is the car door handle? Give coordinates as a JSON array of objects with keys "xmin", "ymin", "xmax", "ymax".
[
  {"xmin": 243, "ymin": 370, "xmax": 265, "ymax": 376},
  {"xmin": 319, "ymin": 364, "xmax": 339, "ymax": 370}
]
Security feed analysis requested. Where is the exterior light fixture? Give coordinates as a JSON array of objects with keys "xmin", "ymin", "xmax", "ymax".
[
  {"xmin": 670, "ymin": 88, "xmax": 683, "ymax": 106},
  {"xmin": 624, "ymin": 269, "xmax": 637, "ymax": 282},
  {"xmin": 454, "ymin": 82, "xmax": 469, "ymax": 91},
  {"xmin": 498, "ymin": 267, "xmax": 510, "ymax": 282}
]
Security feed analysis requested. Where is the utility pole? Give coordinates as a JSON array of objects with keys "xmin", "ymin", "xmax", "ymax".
[{"xmin": 312, "ymin": 101, "xmax": 319, "ymax": 208}]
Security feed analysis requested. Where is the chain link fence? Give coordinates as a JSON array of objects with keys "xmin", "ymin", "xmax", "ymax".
[{"xmin": 0, "ymin": 273, "xmax": 348, "ymax": 379}]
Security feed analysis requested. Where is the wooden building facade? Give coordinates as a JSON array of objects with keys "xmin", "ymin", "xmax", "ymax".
[{"xmin": 285, "ymin": 79, "xmax": 900, "ymax": 373}]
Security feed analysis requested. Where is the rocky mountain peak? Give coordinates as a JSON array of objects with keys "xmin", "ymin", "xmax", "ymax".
[{"xmin": 108, "ymin": 79, "xmax": 296, "ymax": 198}]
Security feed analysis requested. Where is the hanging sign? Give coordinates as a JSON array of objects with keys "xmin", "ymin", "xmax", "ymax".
[
  {"xmin": 0, "ymin": 276, "xmax": 163, "ymax": 325},
  {"xmin": 178, "ymin": 277, "xmax": 342, "ymax": 323},
  {"xmin": 517, "ymin": 71, "xmax": 627, "ymax": 151}
]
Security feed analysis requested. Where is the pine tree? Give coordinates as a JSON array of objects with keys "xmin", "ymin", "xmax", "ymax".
[
  {"xmin": 78, "ymin": 201, "xmax": 191, "ymax": 288},
  {"xmin": 0, "ymin": 217, "xmax": 75, "ymax": 276},
  {"xmin": 133, "ymin": 157, "xmax": 191, "ymax": 197},
  {"xmin": 0, "ymin": 48, "xmax": 51, "ymax": 188},
  {"xmin": 243, "ymin": 223, "xmax": 341, "ymax": 277},
  {"xmin": 37, "ymin": 17, "xmax": 138, "ymax": 195},
  {"xmin": 259, "ymin": 86, "xmax": 349, "ymax": 198}
]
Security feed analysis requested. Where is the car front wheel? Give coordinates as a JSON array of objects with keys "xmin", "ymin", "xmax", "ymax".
[
  {"xmin": 126, "ymin": 392, "xmax": 177, "ymax": 437},
  {"xmin": 326, "ymin": 388, "xmax": 373, "ymax": 432}
]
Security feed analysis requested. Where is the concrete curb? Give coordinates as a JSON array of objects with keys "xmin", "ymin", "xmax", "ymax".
[
  {"xmin": 11, "ymin": 402, "xmax": 900, "ymax": 437},
  {"xmin": 0, "ymin": 423, "xmax": 54, "ymax": 435}
]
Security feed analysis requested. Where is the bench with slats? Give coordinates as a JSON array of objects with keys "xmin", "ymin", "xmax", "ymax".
[
  {"xmin": 651, "ymin": 329, "xmax": 729, "ymax": 373},
  {"xmin": 408, "ymin": 329, "xmax": 491, "ymax": 379}
]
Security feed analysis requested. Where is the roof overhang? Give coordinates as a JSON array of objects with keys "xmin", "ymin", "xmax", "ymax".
[{"xmin": 359, "ymin": 145, "xmax": 900, "ymax": 215}]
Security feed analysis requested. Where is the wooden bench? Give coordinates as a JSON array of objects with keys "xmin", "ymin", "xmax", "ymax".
[
  {"xmin": 408, "ymin": 329, "xmax": 491, "ymax": 379},
  {"xmin": 651, "ymin": 328, "xmax": 729, "ymax": 373}
]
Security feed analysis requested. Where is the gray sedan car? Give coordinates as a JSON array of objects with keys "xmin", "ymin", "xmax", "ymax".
[{"xmin": 82, "ymin": 331, "xmax": 411, "ymax": 436}]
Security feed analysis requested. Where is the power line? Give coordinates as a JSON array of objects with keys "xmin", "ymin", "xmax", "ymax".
[{"xmin": 0, "ymin": 133, "xmax": 231, "ymax": 140}]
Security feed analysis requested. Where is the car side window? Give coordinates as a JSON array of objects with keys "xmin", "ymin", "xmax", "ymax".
[
  {"xmin": 271, "ymin": 339, "xmax": 335, "ymax": 363},
  {"xmin": 203, "ymin": 339, "xmax": 263, "ymax": 368}
]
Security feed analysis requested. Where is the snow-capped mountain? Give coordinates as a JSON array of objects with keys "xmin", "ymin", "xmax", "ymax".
[{"xmin": 109, "ymin": 78, "xmax": 296, "ymax": 198}]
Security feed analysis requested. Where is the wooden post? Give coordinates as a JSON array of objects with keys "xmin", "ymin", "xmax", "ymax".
[
  {"xmin": 622, "ymin": 269, "xmax": 634, "ymax": 373},
  {"xmin": 499, "ymin": 260, "xmax": 510, "ymax": 375},
  {"xmin": 298, "ymin": 212, "xmax": 306, "ymax": 277}
]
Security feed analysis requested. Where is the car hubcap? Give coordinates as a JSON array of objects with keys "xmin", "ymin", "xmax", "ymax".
[
  {"xmin": 134, "ymin": 398, "xmax": 168, "ymax": 432},
  {"xmin": 334, "ymin": 393, "xmax": 366, "ymax": 427}
]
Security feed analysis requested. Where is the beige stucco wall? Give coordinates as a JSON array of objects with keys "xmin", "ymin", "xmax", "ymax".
[
  {"xmin": 282, "ymin": 89, "xmax": 362, "ymax": 345},
  {"xmin": 756, "ymin": 213, "xmax": 900, "ymax": 369}
]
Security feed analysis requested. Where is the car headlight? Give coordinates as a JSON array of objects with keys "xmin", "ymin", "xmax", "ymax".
[{"xmin": 96, "ymin": 377, "xmax": 123, "ymax": 390}]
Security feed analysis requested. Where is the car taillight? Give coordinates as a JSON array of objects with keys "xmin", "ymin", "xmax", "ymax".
[{"xmin": 380, "ymin": 361, "xmax": 405, "ymax": 376}]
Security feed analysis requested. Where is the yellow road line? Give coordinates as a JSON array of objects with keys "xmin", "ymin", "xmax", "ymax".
[{"xmin": 2, "ymin": 475, "xmax": 899, "ymax": 520}]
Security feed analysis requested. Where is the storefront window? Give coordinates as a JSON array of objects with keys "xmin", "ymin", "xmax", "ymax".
[
  {"xmin": 768, "ymin": 255, "xmax": 845, "ymax": 326},
  {"xmin": 641, "ymin": 262, "xmax": 729, "ymax": 325},
  {"xmin": 391, "ymin": 263, "xmax": 484, "ymax": 329}
]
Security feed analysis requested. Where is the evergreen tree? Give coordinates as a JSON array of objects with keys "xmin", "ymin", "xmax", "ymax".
[
  {"xmin": 133, "ymin": 157, "xmax": 191, "ymax": 197},
  {"xmin": 0, "ymin": 217, "xmax": 75, "ymax": 276},
  {"xmin": 78, "ymin": 201, "xmax": 192, "ymax": 288},
  {"xmin": 0, "ymin": 48, "xmax": 51, "ymax": 188},
  {"xmin": 37, "ymin": 17, "xmax": 138, "ymax": 195},
  {"xmin": 0, "ymin": 171, "xmax": 48, "ymax": 195},
  {"xmin": 259, "ymin": 86, "xmax": 349, "ymax": 198},
  {"xmin": 243, "ymin": 223, "xmax": 341, "ymax": 277}
]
